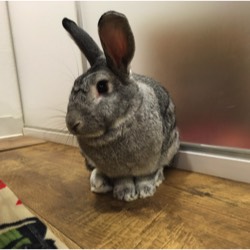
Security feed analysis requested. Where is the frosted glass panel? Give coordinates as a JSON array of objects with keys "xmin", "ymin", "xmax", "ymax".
[{"xmin": 150, "ymin": 3, "xmax": 250, "ymax": 150}]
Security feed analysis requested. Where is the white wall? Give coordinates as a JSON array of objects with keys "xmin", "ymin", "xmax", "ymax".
[
  {"xmin": 7, "ymin": 1, "xmax": 250, "ymax": 151},
  {"xmin": 0, "ymin": 2, "xmax": 23, "ymax": 138},
  {"xmin": 8, "ymin": 2, "xmax": 82, "ymax": 134}
]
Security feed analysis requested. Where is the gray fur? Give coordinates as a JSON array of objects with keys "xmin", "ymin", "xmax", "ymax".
[{"xmin": 63, "ymin": 11, "xmax": 179, "ymax": 201}]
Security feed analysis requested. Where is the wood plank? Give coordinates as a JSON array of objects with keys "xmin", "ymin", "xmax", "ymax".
[
  {"xmin": 0, "ymin": 135, "xmax": 46, "ymax": 152},
  {"xmin": 47, "ymin": 223, "xmax": 81, "ymax": 249},
  {"xmin": 25, "ymin": 206, "xmax": 80, "ymax": 249},
  {"xmin": 0, "ymin": 141, "xmax": 249, "ymax": 248}
]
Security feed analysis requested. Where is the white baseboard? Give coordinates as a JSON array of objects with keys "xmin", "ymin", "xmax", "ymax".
[
  {"xmin": 0, "ymin": 116, "xmax": 23, "ymax": 139},
  {"xmin": 23, "ymin": 127, "xmax": 78, "ymax": 147},
  {"xmin": 176, "ymin": 150, "xmax": 250, "ymax": 184},
  {"xmin": 23, "ymin": 127, "xmax": 250, "ymax": 184}
]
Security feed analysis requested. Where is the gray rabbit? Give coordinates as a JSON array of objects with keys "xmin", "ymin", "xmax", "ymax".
[{"xmin": 62, "ymin": 11, "xmax": 179, "ymax": 201}]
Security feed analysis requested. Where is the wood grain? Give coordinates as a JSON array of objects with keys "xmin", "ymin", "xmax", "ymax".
[
  {"xmin": 0, "ymin": 135, "xmax": 46, "ymax": 152},
  {"xmin": 0, "ymin": 136, "xmax": 249, "ymax": 248}
]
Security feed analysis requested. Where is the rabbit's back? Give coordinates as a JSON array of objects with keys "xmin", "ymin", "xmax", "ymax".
[{"xmin": 134, "ymin": 73, "xmax": 179, "ymax": 167}]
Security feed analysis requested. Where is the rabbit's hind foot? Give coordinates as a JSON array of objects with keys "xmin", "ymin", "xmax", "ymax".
[
  {"xmin": 135, "ymin": 167, "xmax": 165, "ymax": 199},
  {"xmin": 90, "ymin": 168, "xmax": 113, "ymax": 193},
  {"xmin": 113, "ymin": 177, "xmax": 138, "ymax": 202}
]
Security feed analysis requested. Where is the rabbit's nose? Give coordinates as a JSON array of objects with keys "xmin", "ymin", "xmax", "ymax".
[
  {"xmin": 66, "ymin": 112, "xmax": 83, "ymax": 135},
  {"xmin": 71, "ymin": 121, "xmax": 81, "ymax": 134},
  {"xmin": 67, "ymin": 120, "xmax": 83, "ymax": 135}
]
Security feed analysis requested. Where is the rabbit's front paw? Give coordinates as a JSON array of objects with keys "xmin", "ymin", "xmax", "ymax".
[
  {"xmin": 90, "ymin": 168, "xmax": 113, "ymax": 193},
  {"xmin": 113, "ymin": 177, "xmax": 138, "ymax": 202}
]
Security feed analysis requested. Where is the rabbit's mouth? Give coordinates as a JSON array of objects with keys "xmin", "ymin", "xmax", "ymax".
[{"xmin": 82, "ymin": 129, "xmax": 105, "ymax": 139}]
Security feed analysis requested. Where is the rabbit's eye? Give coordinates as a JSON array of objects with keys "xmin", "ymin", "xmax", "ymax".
[{"xmin": 97, "ymin": 80, "xmax": 108, "ymax": 94}]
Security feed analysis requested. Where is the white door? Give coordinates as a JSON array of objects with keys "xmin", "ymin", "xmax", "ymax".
[{"xmin": 0, "ymin": 2, "xmax": 23, "ymax": 138}]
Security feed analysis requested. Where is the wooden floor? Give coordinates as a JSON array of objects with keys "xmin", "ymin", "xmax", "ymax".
[{"xmin": 0, "ymin": 136, "xmax": 250, "ymax": 248}]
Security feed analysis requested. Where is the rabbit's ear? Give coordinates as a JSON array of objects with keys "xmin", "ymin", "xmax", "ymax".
[
  {"xmin": 98, "ymin": 11, "xmax": 135, "ymax": 75},
  {"xmin": 62, "ymin": 18, "xmax": 103, "ymax": 66}
]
